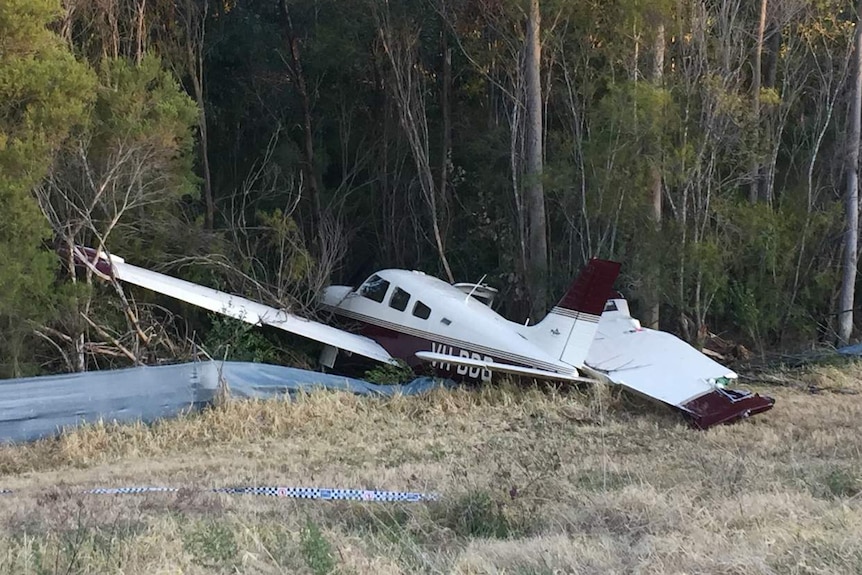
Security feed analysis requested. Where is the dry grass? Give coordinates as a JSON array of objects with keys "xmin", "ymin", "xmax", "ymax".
[{"xmin": 1, "ymin": 361, "xmax": 861, "ymax": 574}]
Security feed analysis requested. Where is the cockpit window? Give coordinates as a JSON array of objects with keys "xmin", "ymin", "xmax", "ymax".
[
  {"xmin": 413, "ymin": 300, "xmax": 431, "ymax": 320},
  {"xmin": 359, "ymin": 275, "xmax": 390, "ymax": 303},
  {"xmin": 389, "ymin": 287, "xmax": 410, "ymax": 312},
  {"xmin": 603, "ymin": 300, "xmax": 618, "ymax": 312}
]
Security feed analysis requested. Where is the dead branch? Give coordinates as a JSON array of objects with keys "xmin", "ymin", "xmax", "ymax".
[
  {"xmin": 81, "ymin": 313, "xmax": 141, "ymax": 365},
  {"xmin": 33, "ymin": 329, "xmax": 74, "ymax": 373}
]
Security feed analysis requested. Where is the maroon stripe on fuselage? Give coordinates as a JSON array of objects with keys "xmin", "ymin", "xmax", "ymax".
[
  {"xmin": 356, "ymin": 320, "xmax": 533, "ymax": 384},
  {"xmin": 359, "ymin": 322, "xmax": 429, "ymax": 371},
  {"xmin": 328, "ymin": 306, "xmax": 567, "ymax": 373}
]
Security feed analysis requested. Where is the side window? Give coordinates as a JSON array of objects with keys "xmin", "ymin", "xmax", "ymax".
[
  {"xmin": 412, "ymin": 300, "xmax": 431, "ymax": 320},
  {"xmin": 389, "ymin": 287, "xmax": 410, "ymax": 312},
  {"xmin": 359, "ymin": 275, "xmax": 390, "ymax": 303}
]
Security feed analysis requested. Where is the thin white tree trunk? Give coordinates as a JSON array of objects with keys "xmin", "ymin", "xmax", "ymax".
[
  {"xmin": 525, "ymin": 0, "xmax": 548, "ymax": 318},
  {"xmin": 643, "ymin": 23, "xmax": 664, "ymax": 330},
  {"xmin": 838, "ymin": 7, "xmax": 862, "ymax": 345},
  {"xmin": 376, "ymin": 11, "xmax": 454, "ymax": 282},
  {"xmin": 750, "ymin": 0, "xmax": 767, "ymax": 204},
  {"xmin": 134, "ymin": 0, "xmax": 147, "ymax": 64}
]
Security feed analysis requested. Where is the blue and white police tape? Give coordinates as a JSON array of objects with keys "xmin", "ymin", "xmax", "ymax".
[
  {"xmin": 0, "ymin": 485, "xmax": 437, "ymax": 502},
  {"xmin": 212, "ymin": 486, "xmax": 433, "ymax": 502}
]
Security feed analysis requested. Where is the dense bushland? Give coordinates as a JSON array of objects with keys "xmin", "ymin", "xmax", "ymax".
[{"xmin": 2, "ymin": 0, "xmax": 861, "ymax": 375}]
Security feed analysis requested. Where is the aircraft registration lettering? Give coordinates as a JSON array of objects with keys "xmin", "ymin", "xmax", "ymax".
[{"xmin": 429, "ymin": 342, "xmax": 492, "ymax": 382}]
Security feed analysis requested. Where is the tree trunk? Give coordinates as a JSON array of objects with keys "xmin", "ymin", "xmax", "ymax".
[
  {"xmin": 642, "ymin": 23, "xmax": 665, "ymax": 330},
  {"xmin": 838, "ymin": 6, "xmax": 862, "ymax": 345},
  {"xmin": 181, "ymin": 0, "xmax": 213, "ymax": 230},
  {"xmin": 106, "ymin": 0, "xmax": 120, "ymax": 59},
  {"xmin": 439, "ymin": 31, "xmax": 451, "ymax": 210},
  {"xmin": 189, "ymin": 52, "xmax": 214, "ymax": 230},
  {"xmin": 525, "ymin": 0, "xmax": 548, "ymax": 319},
  {"xmin": 764, "ymin": 19, "xmax": 780, "ymax": 93},
  {"xmin": 195, "ymin": 85, "xmax": 215, "ymax": 230},
  {"xmin": 61, "ymin": 1, "xmax": 76, "ymax": 45},
  {"xmin": 134, "ymin": 0, "xmax": 147, "ymax": 65},
  {"xmin": 749, "ymin": 0, "xmax": 768, "ymax": 204},
  {"xmin": 375, "ymin": 8, "xmax": 454, "ymax": 282},
  {"xmin": 280, "ymin": 0, "xmax": 324, "ymax": 255}
]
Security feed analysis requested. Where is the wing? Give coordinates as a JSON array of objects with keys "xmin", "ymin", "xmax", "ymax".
[
  {"xmin": 414, "ymin": 351, "xmax": 598, "ymax": 384},
  {"xmin": 585, "ymin": 321, "xmax": 774, "ymax": 429},
  {"xmin": 75, "ymin": 248, "xmax": 397, "ymax": 365}
]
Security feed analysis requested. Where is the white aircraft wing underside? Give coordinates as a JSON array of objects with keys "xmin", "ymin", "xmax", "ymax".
[
  {"xmin": 585, "ymin": 326, "xmax": 735, "ymax": 406},
  {"xmin": 584, "ymin": 312, "xmax": 774, "ymax": 430},
  {"xmin": 108, "ymin": 258, "xmax": 397, "ymax": 365},
  {"xmin": 414, "ymin": 351, "xmax": 598, "ymax": 384}
]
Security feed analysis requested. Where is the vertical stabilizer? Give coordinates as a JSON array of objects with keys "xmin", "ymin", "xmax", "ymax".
[{"xmin": 526, "ymin": 259, "xmax": 620, "ymax": 367}]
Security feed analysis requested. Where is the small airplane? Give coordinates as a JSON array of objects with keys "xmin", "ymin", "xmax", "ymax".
[{"xmin": 71, "ymin": 246, "xmax": 774, "ymax": 429}]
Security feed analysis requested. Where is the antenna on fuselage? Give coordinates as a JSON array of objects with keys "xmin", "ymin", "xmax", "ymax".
[{"xmin": 463, "ymin": 274, "xmax": 487, "ymax": 303}]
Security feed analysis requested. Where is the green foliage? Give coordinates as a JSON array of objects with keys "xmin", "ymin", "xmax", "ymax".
[
  {"xmin": 182, "ymin": 520, "xmax": 239, "ymax": 570},
  {"xmin": 95, "ymin": 55, "xmax": 198, "ymax": 168},
  {"xmin": 0, "ymin": 0, "xmax": 95, "ymax": 376},
  {"xmin": 802, "ymin": 465, "xmax": 862, "ymax": 500},
  {"xmin": 712, "ymin": 200, "xmax": 840, "ymax": 344},
  {"xmin": 821, "ymin": 468, "xmax": 861, "ymax": 499},
  {"xmin": 26, "ymin": 52, "xmax": 202, "ymax": 374},
  {"xmin": 725, "ymin": 281, "xmax": 761, "ymax": 339},
  {"xmin": 299, "ymin": 519, "xmax": 336, "ymax": 575},
  {"xmin": 431, "ymin": 490, "xmax": 520, "ymax": 539},
  {"xmin": 256, "ymin": 209, "xmax": 314, "ymax": 284},
  {"xmin": 363, "ymin": 360, "xmax": 415, "ymax": 384},
  {"xmin": 202, "ymin": 315, "xmax": 282, "ymax": 363},
  {"xmin": 3, "ymin": 0, "xmax": 859, "ymax": 374},
  {"xmin": 26, "ymin": 52, "xmax": 202, "ymax": 272},
  {"xmin": 759, "ymin": 87, "xmax": 782, "ymax": 108},
  {"xmin": 13, "ymin": 517, "xmax": 148, "ymax": 575},
  {"xmin": 91, "ymin": 54, "xmax": 200, "ymax": 251}
]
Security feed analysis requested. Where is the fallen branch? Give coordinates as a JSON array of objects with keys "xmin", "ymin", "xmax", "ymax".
[{"xmin": 80, "ymin": 313, "xmax": 141, "ymax": 365}]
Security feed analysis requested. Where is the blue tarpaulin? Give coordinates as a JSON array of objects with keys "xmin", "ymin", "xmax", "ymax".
[
  {"xmin": 838, "ymin": 343, "xmax": 862, "ymax": 356},
  {"xmin": 0, "ymin": 362, "xmax": 453, "ymax": 444},
  {"xmin": 220, "ymin": 362, "xmax": 451, "ymax": 398}
]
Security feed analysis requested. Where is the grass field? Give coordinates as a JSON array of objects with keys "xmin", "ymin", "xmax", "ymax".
[{"xmin": 0, "ymin": 362, "xmax": 861, "ymax": 574}]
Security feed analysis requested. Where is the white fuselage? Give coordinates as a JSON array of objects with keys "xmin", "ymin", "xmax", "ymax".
[{"xmin": 322, "ymin": 269, "xmax": 580, "ymax": 381}]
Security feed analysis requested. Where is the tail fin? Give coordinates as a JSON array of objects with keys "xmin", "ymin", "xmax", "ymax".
[{"xmin": 527, "ymin": 259, "xmax": 621, "ymax": 367}]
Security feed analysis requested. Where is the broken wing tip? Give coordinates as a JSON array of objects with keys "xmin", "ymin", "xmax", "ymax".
[{"xmin": 683, "ymin": 389, "xmax": 775, "ymax": 430}]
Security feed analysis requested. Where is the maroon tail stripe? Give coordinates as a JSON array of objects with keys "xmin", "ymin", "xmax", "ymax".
[
  {"xmin": 71, "ymin": 246, "xmax": 115, "ymax": 278},
  {"xmin": 556, "ymin": 259, "xmax": 621, "ymax": 316}
]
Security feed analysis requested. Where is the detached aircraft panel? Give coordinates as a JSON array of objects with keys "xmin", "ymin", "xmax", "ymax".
[
  {"xmin": 78, "ymin": 249, "xmax": 397, "ymax": 365},
  {"xmin": 586, "ymin": 327, "xmax": 735, "ymax": 406},
  {"xmin": 585, "ymin": 300, "xmax": 774, "ymax": 428}
]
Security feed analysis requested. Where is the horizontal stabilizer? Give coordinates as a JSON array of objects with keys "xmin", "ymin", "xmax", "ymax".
[
  {"xmin": 74, "ymin": 247, "xmax": 397, "ymax": 366},
  {"xmin": 415, "ymin": 351, "xmax": 598, "ymax": 384}
]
